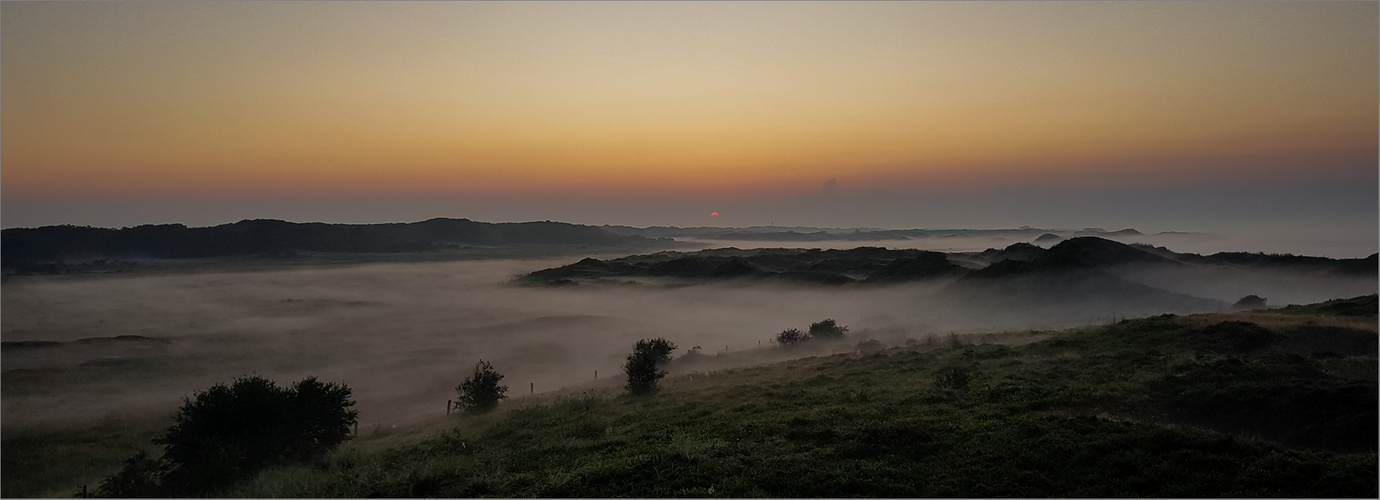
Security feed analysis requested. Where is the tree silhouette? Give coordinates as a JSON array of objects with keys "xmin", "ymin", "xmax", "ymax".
[
  {"xmin": 775, "ymin": 328, "xmax": 810, "ymax": 348},
  {"xmin": 455, "ymin": 360, "xmax": 509, "ymax": 414},
  {"xmin": 808, "ymin": 318, "xmax": 849, "ymax": 341},
  {"xmin": 624, "ymin": 338, "xmax": 677, "ymax": 396},
  {"xmin": 152, "ymin": 375, "xmax": 357, "ymax": 496}
]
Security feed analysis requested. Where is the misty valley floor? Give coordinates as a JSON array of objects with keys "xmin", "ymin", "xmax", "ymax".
[{"xmin": 11, "ymin": 297, "xmax": 1375, "ymax": 497}]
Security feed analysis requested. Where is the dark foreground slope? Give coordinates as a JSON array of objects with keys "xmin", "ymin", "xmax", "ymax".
[
  {"xmin": 193, "ymin": 297, "xmax": 1376, "ymax": 498},
  {"xmin": 1, "ymin": 218, "xmax": 661, "ymax": 274}
]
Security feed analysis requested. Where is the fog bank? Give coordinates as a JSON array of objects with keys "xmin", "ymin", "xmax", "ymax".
[{"xmin": 3, "ymin": 255, "xmax": 1373, "ymax": 430}]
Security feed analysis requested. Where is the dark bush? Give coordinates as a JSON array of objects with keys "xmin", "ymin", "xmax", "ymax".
[
  {"xmin": 94, "ymin": 452, "xmax": 163, "ymax": 498},
  {"xmin": 624, "ymin": 338, "xmax": 677, "ymax": 396},
  {"xmin": 455, "ymin": 360, "xmax": 509, "ymax": 414},
  {"xmin": 809, "ymin": 318, "xmax": 849, "ymax": 341},
  {"xmin": 934, "ymin": 366, "xmax": 971, "ymax": 391},
  {"xmin": 1231, "ymin": 295, "xmax": 1267, "ymax": 310},
  {"xmin": 100, "ymin": 375, "xmax": 357, "ymax": 497},
  {"xmin": 775, "ymin": 328, "xmax": 810, "ymax": 348}
]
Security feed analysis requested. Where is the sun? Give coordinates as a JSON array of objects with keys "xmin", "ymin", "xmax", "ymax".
[{"xmin": 710, "ymin": 212, "xmax": 720, "ymax": 218}]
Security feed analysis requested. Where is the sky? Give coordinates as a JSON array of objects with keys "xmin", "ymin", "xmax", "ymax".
[{"xmin": 2, "ymin": 2, "xmax": 1376, "ymax": 254}]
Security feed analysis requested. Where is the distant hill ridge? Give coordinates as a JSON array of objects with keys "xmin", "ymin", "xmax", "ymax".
[
  {"xmin": 520, "ymin": 237, "xmax": 1376, "ymax": 319},
  {"xmin": 525, "ymin": 236, "xmax": 1376, "ymax": 286},
  {"xmin": 600, "ymin": 225, "xmax": 1170, "ymax": 242},
  {"xmin": 1, "ymin": 218, "xmax": 657, "ymax": 273}
]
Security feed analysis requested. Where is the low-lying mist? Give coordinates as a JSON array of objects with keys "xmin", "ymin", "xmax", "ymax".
[{"xmin": 2, "ymin": 253, "xmax": 1374, "ymax": 431}]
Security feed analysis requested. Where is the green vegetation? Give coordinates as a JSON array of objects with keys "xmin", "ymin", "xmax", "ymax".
[
  {"xmin": 774, "ymin": 327, "xmax": 809, "ymax": 348},
  {"xmin": 1272, "ymin": 294, "xmax": 1378, "ymax": 317},
  {"xmin": 93, "ymin": 375, "xmax": 358, "ymax": 497},
  {"xmin": 623, "ymin": 338, "xmax": 677, "ymax": 396},
  {"xmin": 454, "ymin": 360, "xmax": 509, "ymax": 414},
  {"xmin": 212, "ymin": 304, "xmax": 1374, "ymax": 497},
  {"xmin": 17, "ymin": 300, "xmax": 1377, "ymax": 497},
  {"xmin": 808, "ymin": 318, "xmax": 849, "ymax": 341},
  {"xmin": 1, "ymin": 416, "xmax": 166, "ymax": 498}
]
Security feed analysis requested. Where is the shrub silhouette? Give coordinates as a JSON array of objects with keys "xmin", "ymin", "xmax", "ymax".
[
  {"xmin": 94, "ymin": 452, "xmax": 163, "ymax": 498},
  {"xmin": 775, "ymin": 328, "xmax": 810, "ymax": 348},
  {"xmin": 934, "ymin": 366, "xmax": 971, "ymax": 391},
  {"xmin": 624, "ymin": 338, "xmax": 677, "ymax": 396},
  {"xmin": 1231, "ymin": 294, "xmax": 1267, "ymax": 310},
  {"xmin": 100, "ymin": 375, "xmax": 357, "ymax": 497},
  {"xmin": 808, "ymin": 318, "xmax": 849, "ymax": 341},
  {"xmin": 455, "ymin": 360, "xmax": 509, "ymax": 414}
]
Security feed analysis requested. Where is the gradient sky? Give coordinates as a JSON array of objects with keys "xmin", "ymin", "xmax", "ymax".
[{"xmin": 2, "ymin": 2, "xmax": 1376, "ymax": 254}]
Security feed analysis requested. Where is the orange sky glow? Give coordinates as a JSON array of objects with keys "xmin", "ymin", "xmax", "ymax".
[{"xmin": 1, "ymin": 1, "xmax": 1376, "ymax": 244}]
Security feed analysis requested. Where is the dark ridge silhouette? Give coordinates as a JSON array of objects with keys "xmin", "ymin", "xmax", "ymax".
[
  {"xmin": 1, "ymin": 218, "xmax": 658, "ymax": 274},
  {"xmin": 1273, "ymin": 294, "xmax": 1378, "ymax": 317},
  {"xmin": 1033, "ymin": 232, "xmax": 1063, "ymax": 243},
  {"xmin": 519, "ymin": 246, "xmax": 955, "ymax": 285},
  {"xmin": 602, "ymin": 225, "xmax": 1055, "ymax": 241},
  {"xmin": 1231, "ymin": 294, "xmax": 1268, "ymax": 310},
  {"xmin": 1105, "ymin": 228, "xmax": 1145, "ymax": 237},
  {"xmin": 863, "ymin": 252, "xmax": 966, "ymax": 283},
  {"xmin": 1189, "ymin": 252, "xmax": 1378, "ymax": 275},
  {"xmin": 522, "ymin": 236, "xmax": 1374, "ymax": 288},
  {"xmin": 977, "ymin": 242, "xmax": 1047, "ymax": 263},
  {"xmin": 947, "ymin": 267, "xmax": 1226, "ymax": 316},
  {"xmin": 966, "ymin": 237, "xmax": 1175, "ymax": 280}
]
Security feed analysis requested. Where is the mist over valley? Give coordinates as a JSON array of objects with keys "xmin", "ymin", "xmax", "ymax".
[{"xmin": 4, "ymin": 220, "xmax": 1374, "ymax": 432}]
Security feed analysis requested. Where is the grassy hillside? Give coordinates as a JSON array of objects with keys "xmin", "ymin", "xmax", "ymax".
[{"xmin": 190, "ymin": 297, "xmax": 1378, "ymax": 498}]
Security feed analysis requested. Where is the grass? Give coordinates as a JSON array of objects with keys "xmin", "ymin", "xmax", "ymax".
[
  {"xmin": 15, "ymin": 300, "xmax": 1378, "ymax": 497},
  {"xmin": 218, "ymin": 305, "xmax": 1376, "ymax": 497},
  {"xmin": 1, "ymin": 415, "xmax": 166, "ymax": 498}
]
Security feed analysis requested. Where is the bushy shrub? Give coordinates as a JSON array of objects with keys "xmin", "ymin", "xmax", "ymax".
[
  {"xmin": 455, "ymin": 360, "xmax": 509, "ymax": 414},
  {"xmin": 100, "ymin": 375, "xmax": 357, "ymax": 497},
  {"xmin": 624, "ymin": 338, "xmax": 677, "ymax": 396},
  {"xmin": 775, "ymin": 328, "xmax": 810, "ymax": 348},
  {"xmin": 934, "ymin": 366, "xmax": 970, "ymax": 391},
  {"xmin": 808, "ymin": 318, "xmax": 849, "ymax": 341},
  {"xmin": 95, "ymin": 452, "xmax": 163, "ymax": 498}
]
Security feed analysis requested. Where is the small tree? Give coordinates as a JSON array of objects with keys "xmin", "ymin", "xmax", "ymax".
[
  {"xmin": 775, "ymin": 328, "xmax": 810, "ymax": 348},
  {"xmin": 455, "ymin": 360, "xmax": 508, "ymax": 414},
  {"xmin": 808, "ymin": 318, "xmax": 849, "ymax": 341},
  {"xmin": 153, "ymin": 375, "xmax": 358, "ymax": 496},
  {"xmin": 624, "ymin": 338, "xmax": 677, "ymax": 396}
]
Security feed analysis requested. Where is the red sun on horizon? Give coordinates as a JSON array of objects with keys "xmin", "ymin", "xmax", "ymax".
[{"xmin": 710, "ymin": 212, "xmax": 720, "ymax": 217}]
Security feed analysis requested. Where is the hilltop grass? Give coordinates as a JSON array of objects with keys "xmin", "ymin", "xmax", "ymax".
[
  {"xmin": 1, "ymin": 415, "xmax": 166, "ymax": 498},
  {"xmin": 192, "ymin": 304, "xmax": 1380, "ymax": 498}
]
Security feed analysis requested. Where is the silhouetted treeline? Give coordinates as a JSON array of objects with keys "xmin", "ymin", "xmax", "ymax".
[{"xmin": 2, "ymin": 218, "xmax": 655, "ymax": 274}]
